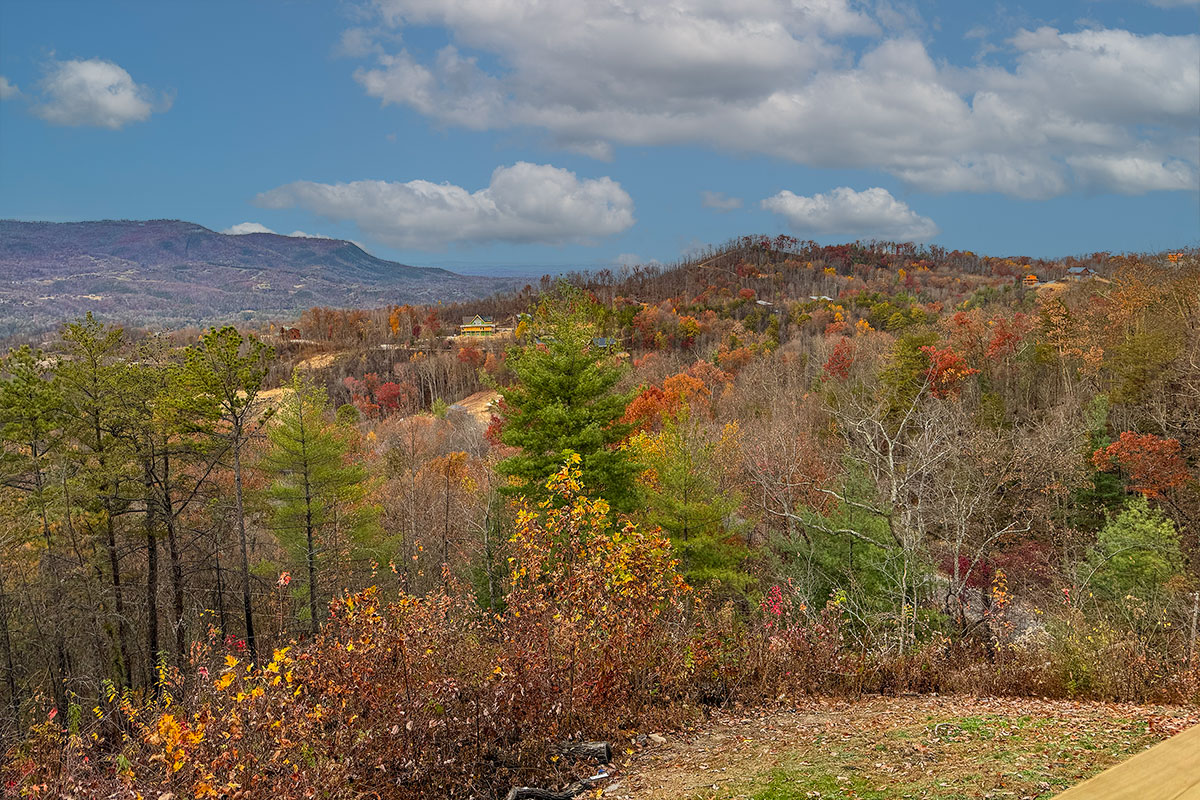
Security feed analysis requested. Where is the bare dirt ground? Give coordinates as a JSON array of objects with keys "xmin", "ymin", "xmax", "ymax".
[
  {"xmin": 600, "ymin": 695, "xmax": 1198, "ymax": 800},
  {"xmin": 454, "ymin": 389, "xmax": 500, "ymax": 422}
]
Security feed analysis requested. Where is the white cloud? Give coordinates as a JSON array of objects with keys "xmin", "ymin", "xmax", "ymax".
[
  {"xmin": 1066, "ymin": 154, "xmax": 1197, "ymax": 194},
  {"xmin": 701, "ymin": 190, "xmax": 742, "ymax": 211},
  {"xmin": 762, "ymin": 186, "xmax": 939, "ymax": 241},
  {"xmin": 0, "ymin": 76, "xmax": 20, "ymax": 100},
  {"xmin": 349, "ymin": 2, "xmax": 1199, "ymax": 197},
  {"xmin": 255, "ymin": 162, "xmax": 635, "ymax": 249},
  {"xmin": 32, "ymin": 58, "xmax": 168, "ymax": 129},
  {"xmin": 224, "ymin": 222, "xmax": 277, "ymax": 235},
  {"xmin": 223, "ymin": 222, "xmax": 340, "ymax": 240}
]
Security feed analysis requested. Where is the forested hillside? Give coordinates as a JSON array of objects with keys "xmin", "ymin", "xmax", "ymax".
[{"xmin": 2, "ymin": 238, "xmax": 1198, "ymax": 798}]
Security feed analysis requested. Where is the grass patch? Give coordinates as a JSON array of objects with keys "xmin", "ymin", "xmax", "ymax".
[{"xmin": 692, "ymin": 710, "xmax": 1162, "ymax": 800}]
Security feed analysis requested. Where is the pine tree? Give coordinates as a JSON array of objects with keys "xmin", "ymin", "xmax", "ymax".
[
  {"xmin": 0, "ymin": 346, "xmax": 69, "ymax": 713},
  {"xmin": 180, "ymin": 326, "xmax": 272, "ymax": 661},
  {"xmin": 57, "ymin": 314, "xmax": 137, "ymax": 689},
  {"xmin": 496, "ymin": 287, "xmax": 638, "ymax": 511},
  {"xmin": 260, "ymin": 373, "xmax": 379, "ymax": 633},
  {"xmin": 631, "ymin": 415, "xmax": 750, "ymax": 595},
  {"xmin": 1086, "ymin": 496, "xmax": 1183, "ymax": 603}
]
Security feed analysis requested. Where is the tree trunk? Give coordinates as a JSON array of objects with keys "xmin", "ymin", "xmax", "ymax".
[
  {"xmin": 233, "ymin": 437, "xmax": 257, "ymax": 662},
  {"xmin": 0, "ymin": 584, "xmax": 20, "ymax": 724},
  {"xmin": 300, "ymin": 405, "xmax": 319, "ymax": 636},
  {"xmin": 34, "ymin": 461, "xmax": 69, "ymax": 715},
  {"xmin": 214, "ymin": 538, "xmax": 228, "ymax": 636},
  {"xmin": 104, "ymin": 512, "xmax": 132, "ymax": 689},
  {"xmin": 144, "ymin": 461, "xmax": 160, "ymax": 697},
  {"xmin": 443, "ymin": 464, "xmax": 451, "ymax": 594},
  {"xmin": 161, "ymin": 451, "xmax": 188, "ymax": 674}
]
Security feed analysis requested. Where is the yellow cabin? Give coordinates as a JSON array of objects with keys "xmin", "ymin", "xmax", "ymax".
[{"xmin": 459, "ymin": 315, "xmax": 496, "ymax": 336}]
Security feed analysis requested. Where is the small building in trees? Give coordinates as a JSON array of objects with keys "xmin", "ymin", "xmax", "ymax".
[
  {"xmin": 459, "ymin": 315, "xmax": 496, "ymax": 336},
  {"xmin": 1066, "ymin": 266, "xmax": 1095, "ymax": 281},
  {"xmin": 1022, "ymin": 274, "xmax": 1039, "ymax": 288}
]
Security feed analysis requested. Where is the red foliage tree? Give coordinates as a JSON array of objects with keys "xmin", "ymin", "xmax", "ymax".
[
  {"xmin": 1091, "ymin": 432, "xmax": 1192, "ymax": 497},
  {"xmin": 985, "ymin": 312, "xmax": 1033, "ymax": 360},
  {"xmin": 376, "ymin": 380, "xmax": 417, "ymax": 415},
  {"xmin": 920, "ymin": 345, "xmax": 979, "ymax": 399},
  {"xmin": 823, "ymin": 337, "xmax": 855, "ymax": 380},
  {"xmin": 622, "ymin": 372, "xmax": 710, "ymax": 432},
  {"xmin": 457, "ymin": 345, "xmax": 485, "ymax": 369}
]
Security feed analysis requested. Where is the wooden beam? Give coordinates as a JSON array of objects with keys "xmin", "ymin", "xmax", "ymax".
[{"xmin": 1054, "ymin": 723, "xmax": 1200, "ymax": 799}]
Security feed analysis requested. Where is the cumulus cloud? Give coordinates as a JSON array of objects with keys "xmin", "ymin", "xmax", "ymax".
[
  {"xmin": 347, "ymin": 1, "xmax": 1199, "ymax": 197},
  {"xmin": 224, "ymin": 222, "xmax": 277, "ymax": 235},
  {"xmin": 0, "ymin": 77, "xmax": 20, "ymax": 100},
  {"xmin": 31, "ymin": 58, "xmax": 168, "ymax": 128},
  {"xmin": 255, "ymin": 162, "xmax": 634, "ymax": 249},
  {"xmin": 701, "ymin": 191, "xmax": 742, "ymax": 211},
  {"xmin": 762, "ymin": 186, "xmax": 939, "ymax": 241}
]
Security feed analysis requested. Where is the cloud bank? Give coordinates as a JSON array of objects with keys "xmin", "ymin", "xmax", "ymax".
[
  {"xmin": 256, "ymin": 162, "xmax": 635, "ymax": 249},
  {"xmin": 347, "ymin": 1, "xmax": 1198, "ymax": 198}
]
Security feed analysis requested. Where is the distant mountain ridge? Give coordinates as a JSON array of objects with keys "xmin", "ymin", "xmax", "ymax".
[{"xmin": 0, "ymin": 219, "xmax": 516, "ymax": 335}]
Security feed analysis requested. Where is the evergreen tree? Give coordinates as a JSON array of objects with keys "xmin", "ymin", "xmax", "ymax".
[
  {"xmin": 1086, "ymin": 496, "xmax": 1183, "ymax": 603},
  {"xmin": 632, "ymin": 415, "xmax": 751, "ymax": 595},
  {"xmin": 260, "ymin": 373, "xmax": 379, "ymax": 633},
  {"xmin": 496, "ymin": 287, "xmax": 638, "ymax": 511},
  {"xmin": 57, "ymin": 314, "xmax": 137, "ymax": 689},
  {"xmin": 180, "ymin": 326, "xmax": 272, "ymax": 661},
  {"xmin": 0, "ymin": 346, "xmax": 69, "ymax": 713}
]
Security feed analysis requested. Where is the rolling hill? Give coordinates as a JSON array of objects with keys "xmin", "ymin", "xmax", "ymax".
[{"xmin": 0, "ymin": 220, "xmax": 517, "ymax": 335}]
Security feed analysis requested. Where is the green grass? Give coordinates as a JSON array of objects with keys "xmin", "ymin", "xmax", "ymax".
[{"xmin": 692, "ymin": 713, "xmax": 1159, "ymax": 800}]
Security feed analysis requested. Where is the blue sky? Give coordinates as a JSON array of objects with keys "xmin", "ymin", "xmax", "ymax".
[{"xmin": 0, "ymin": 0, "xmax": 1196, "ymax": 275}]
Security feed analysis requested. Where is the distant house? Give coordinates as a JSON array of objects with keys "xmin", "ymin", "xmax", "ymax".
[
  {"xmin": 1066, "ymin": 266, "xmax": 1095, "ymax": 281},
  {"xmin": 459, "ymin": 315, "xmax": 496, "ymax": 336},
  {"xmin": 591, "ymin": 337, "xmax": 617, "ymax": 349},
  {"xmin": 281, "ymin": 327, "xmax": 302, "ymax": 341},
  {"xmin": 1022, "ymin": 274, "xmax": 1039, "ymax": 288}
]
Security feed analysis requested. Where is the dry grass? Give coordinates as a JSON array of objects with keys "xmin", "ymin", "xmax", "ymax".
[{"xmin": 609, "ymin": 695, "xmax": 1198, "ymax": 800}]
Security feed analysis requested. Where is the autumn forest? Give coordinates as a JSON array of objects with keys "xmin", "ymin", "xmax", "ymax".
[{"xmin": 2, "ymin": 238, "xmax": 1198, "ymax": 797}]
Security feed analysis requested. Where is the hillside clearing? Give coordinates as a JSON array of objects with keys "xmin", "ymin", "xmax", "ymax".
[{"xmin": 608, "ymin": 696, "xmax": 1198, "ymax": 800}]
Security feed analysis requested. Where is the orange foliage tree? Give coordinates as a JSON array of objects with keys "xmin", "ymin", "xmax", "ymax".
[{"xmin": 1092, "ymin": 432, "xmax": 1192, "ymax": 498}]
